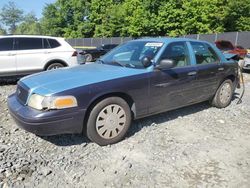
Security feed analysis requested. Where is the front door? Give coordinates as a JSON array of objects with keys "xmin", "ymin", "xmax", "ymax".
[
  {"xmin": 149, "ymin": 41, "xmax": 198, "ymax": 114},
  {"xmin": 0, "ymin": 38, "xmax": 16, "ymax": 76}
]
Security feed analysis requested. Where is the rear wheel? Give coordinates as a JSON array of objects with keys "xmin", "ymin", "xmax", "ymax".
[
  {"xmin": 86, "ymin": 97, "xmax": 131, "ymax": 146},
  {"xmin": 46, "ymin": 62, "xmax": 64, "ymax": 70},
  {"xmin": 210, "ymin": 79, "xmax": 234, "ymax": 108}
]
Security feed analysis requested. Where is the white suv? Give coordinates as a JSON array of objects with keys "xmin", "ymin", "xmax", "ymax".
[{"xmin": 0, "ymin": 35, "xmax": 78, "ymax": 77}]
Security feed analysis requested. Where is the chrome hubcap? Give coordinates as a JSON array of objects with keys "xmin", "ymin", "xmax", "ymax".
[
  {"xmin": 219, "ymin": 83, "xmax": 232, "ymax": 104},
  {"xmin": 96, "ymin": 104, "xmax": 126, "ymax": 139}
]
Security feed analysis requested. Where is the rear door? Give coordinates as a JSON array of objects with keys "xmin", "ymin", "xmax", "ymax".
[
  {"xmin": 189, "ymin": 41, "xmax": 222, "ymax": 101},
  {"xmin": 0, "ymin": 38, "xmax": 16, "ymax": 76},
  {"xmin": 15, "ymin": 37, "xmax": 45, "ymax": 74},
  {"xmin": 149, "ymin": 41, "xmax": 198, "ymax": 114}
]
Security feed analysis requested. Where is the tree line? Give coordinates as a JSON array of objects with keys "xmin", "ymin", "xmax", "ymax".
[{"xmin": 0, "ymin": 0, "xmax": 250, "ymax": 38}]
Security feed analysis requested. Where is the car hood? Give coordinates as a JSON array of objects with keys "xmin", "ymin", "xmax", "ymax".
[{"xmin": 20, "ymin": 63, "xmax": 150, "ymax": 96}]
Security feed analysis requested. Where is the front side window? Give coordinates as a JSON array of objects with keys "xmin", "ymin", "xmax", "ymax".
[
  {"xmin": 191, "ymin": 42, "xmax": 219, "ymax": 65},
  {"xmin": 100, "ymin": 41, "xmax": 163, "ymax": 69},
  {"xmin": 160, "ymin": 41, "xmax": 190, "ymax": 67},
  {"xmin": 0, "ymin": 38, "xmax": 14, "ymax": 51},
  {"xmin": 17, "ymin": 38, "xmax": 43, "ymax": 50}
]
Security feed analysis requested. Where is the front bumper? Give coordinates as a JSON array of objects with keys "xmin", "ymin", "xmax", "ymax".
[{"xmin": 7, "ymin": 94, "xmax": 86, "ymax": 136}]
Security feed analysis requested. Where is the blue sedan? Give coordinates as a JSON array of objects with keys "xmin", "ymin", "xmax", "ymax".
[{"xmin": 8, "ymin": 38, "xmax": 239, "ymax": 145}]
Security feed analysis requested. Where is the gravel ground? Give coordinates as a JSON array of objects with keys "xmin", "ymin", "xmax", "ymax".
[{"xmin": 0, "ymin": 73, "xmax": 250, "ymax": 188}]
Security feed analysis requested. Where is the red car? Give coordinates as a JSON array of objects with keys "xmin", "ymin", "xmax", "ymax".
[{"xmin": 215, "ymin": 40, "xmax": 247, "ymax": 58}]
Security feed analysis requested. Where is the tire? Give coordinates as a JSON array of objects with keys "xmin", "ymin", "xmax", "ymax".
[
  {"xmin": 86, "ymin": 97, "xmax": 131, "ymax": 146},
  {"xmin": 46, "ymin": 62, "xmax": 64, "ymax": 70},
  {"xmin": 210, "ymin": 79, "xmax": 234, "ymax": 108},
  {"xmin": 85, "ymin": 54, "xmax": 93, "ymax": 62}
]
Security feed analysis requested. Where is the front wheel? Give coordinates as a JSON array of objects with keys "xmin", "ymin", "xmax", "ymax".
[
  {"xmin": 86, "ymin": 97, "xmax": 131, "ymax": 146},
  {"xmin": 210, "ymin": 79, "xmax": 234, "ymax": 108}
]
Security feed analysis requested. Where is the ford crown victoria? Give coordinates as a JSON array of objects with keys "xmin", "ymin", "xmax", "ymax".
[{"xmin": 8, "ymin": 38, "xmax": 239, "ymax": 145}]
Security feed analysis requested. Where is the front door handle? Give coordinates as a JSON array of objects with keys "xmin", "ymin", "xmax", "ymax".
[{"xmin": 187, "ymin": 71, "xmax": 197, "ymax": 76}]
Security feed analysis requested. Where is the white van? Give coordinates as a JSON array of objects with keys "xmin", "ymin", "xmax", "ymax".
[{"xmin": 0, "ymin": 35, "xmax": 78, "ymax": 77}]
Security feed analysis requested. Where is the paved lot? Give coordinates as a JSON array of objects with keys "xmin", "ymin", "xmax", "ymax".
[{"xmin": 0, "ymin": 73, "xmax": 250, "ymax": 188}]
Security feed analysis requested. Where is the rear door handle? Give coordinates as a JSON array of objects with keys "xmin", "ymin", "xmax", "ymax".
[
  {"xmin": 218, "ymin": 67, "xmax": 224, "ymax": 71},
  {"xmin": 187, "ymin": 71, "xmax": 197, "ymax": 76}
]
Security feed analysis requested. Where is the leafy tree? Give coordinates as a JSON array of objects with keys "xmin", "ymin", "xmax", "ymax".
[
  {"xmin": 89, "ymin": 0, "xmax": 114, "ymax": 37},
  {"xmin": 224, "ymin": 0, "xmax": 250, "ymax": 31},
  {"xmin": 156, "ymin": 0, "xmax": 185, "ymax": 37},
  {"xmin": 0, "ymin": 1, "xmax": 24, "ymax": 34},
  {"xmin": 38, "ymin": 0, "xmax": 250, "ymax": 38},
  {"xmin": 41, "ymin": 0, "xmax": 92, "ymax": 38},
  {"xmin": 182, "ymin": 0, "xmax": 225, "ymax": 35},
  {"xmin": 0, "ymin": 25, "xmax": 7, "ymax": 35},
  {"xmin": 121, "ymin": 0, "xmax": 154, "ymax": 37},
  {"xmin": 40, "ymin": 3, "xmax": 65, "ymax": 37},
  {"xmin": 15, "ymin": 12, "xmax": 42, "ymax": 35}
]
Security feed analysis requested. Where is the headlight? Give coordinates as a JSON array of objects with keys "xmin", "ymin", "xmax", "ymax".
[
  {"xmin": 28, "ymin": 94, "xmax": 45, "ymax": 110},
  {"xmin": 28, "ymin": 94, "xmax": 78, "ymax": 110}
]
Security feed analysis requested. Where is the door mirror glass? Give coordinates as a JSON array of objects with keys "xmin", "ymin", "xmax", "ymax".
[{"xmin": 156, "ymin": 59, "xmax": 174, "ymax": 70}]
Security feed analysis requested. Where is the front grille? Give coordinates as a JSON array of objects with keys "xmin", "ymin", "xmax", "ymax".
[{"xmin": 16, "ymin": 83, "xmax": 29, "ymax": 105}]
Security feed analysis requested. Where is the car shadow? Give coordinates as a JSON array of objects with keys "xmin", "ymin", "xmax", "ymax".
[
  {"xmin": 40, "ymin": 134, "xmax": 90, "ymax": 147},
  {"xmin": 127, "ymin": 101, "xmax": 210, "ymax": 137},
  {"xmin": 0, "ymin": 78, "xmax": 18, "ymax": 86}
]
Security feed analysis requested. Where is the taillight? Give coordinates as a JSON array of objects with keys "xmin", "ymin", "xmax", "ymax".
[{"xmin": 72, "ymin": 51, "xmax": 78, "ymax": 57}]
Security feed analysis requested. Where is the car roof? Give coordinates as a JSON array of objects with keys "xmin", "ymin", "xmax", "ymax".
[
  {"xmin": 134, "ymin": 37, "xmax": 206, "ymax": 43},
  {"xmin": 0, "ymin": 35, "xmax": 64, "ymax": 40}
]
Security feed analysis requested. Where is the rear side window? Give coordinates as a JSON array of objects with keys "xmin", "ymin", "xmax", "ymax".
[
  {"xmin": 0, "ymin": 38, "xmax": 14, "ymax": 51},
  {"xmin": 191, "ymin": 42, "xmax": 220, "ymax": 65},
  {"xmin": 17, "ymin": 38, "xmax": 43, "ymax": 50},
  {"xmin": 48, "ymin": 39, "xmax": 61, "ymax": 48},
  {"xmin": 160, "ymin": 41, "xmax": 190, "ymax": 67}
]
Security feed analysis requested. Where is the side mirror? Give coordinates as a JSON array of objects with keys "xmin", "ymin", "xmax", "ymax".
[
  {"xmin": 141, "ymin": 56, "xmax": 152, "ymax": 68},
  {"xmin": 156, "ymin": 59, "xmax": 174, "ymax": 70}
]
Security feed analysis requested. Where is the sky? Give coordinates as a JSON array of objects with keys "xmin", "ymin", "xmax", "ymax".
[{"xmin": 0, "ymin": 0, "xmax": 56, "ymax": 19}]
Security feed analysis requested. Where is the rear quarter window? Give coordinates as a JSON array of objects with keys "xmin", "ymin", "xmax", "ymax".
[{"xmin": 48, "ymin": 39, "xmax": 61, "ymax": 48}]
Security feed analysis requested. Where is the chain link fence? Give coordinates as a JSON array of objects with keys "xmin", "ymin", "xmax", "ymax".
[{"xmin": 66, "ymin": 31, "xmax": 250, "ymax": 49}]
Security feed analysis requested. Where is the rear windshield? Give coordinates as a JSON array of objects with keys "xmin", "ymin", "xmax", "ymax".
[{"xmin": 216, "ymin": 41, "xmax": 234, "ymax": 51}]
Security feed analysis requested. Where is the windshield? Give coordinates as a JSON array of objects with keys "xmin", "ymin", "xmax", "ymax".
[{"xmin": 98, "ymin": 41, "xmax": 163, "ymax": 68}]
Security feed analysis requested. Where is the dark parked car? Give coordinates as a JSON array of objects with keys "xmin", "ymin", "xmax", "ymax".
[
  {"xmin": 215, "ymin": 40, "xmax": 247, "ymax": 58},
  {"xmin": 8, "ymin": 38, "xmax": 239, "ymax": 146},
  {"xmin": 80, "ymin": 44, "xmax": 118, "ymax": 62}
]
